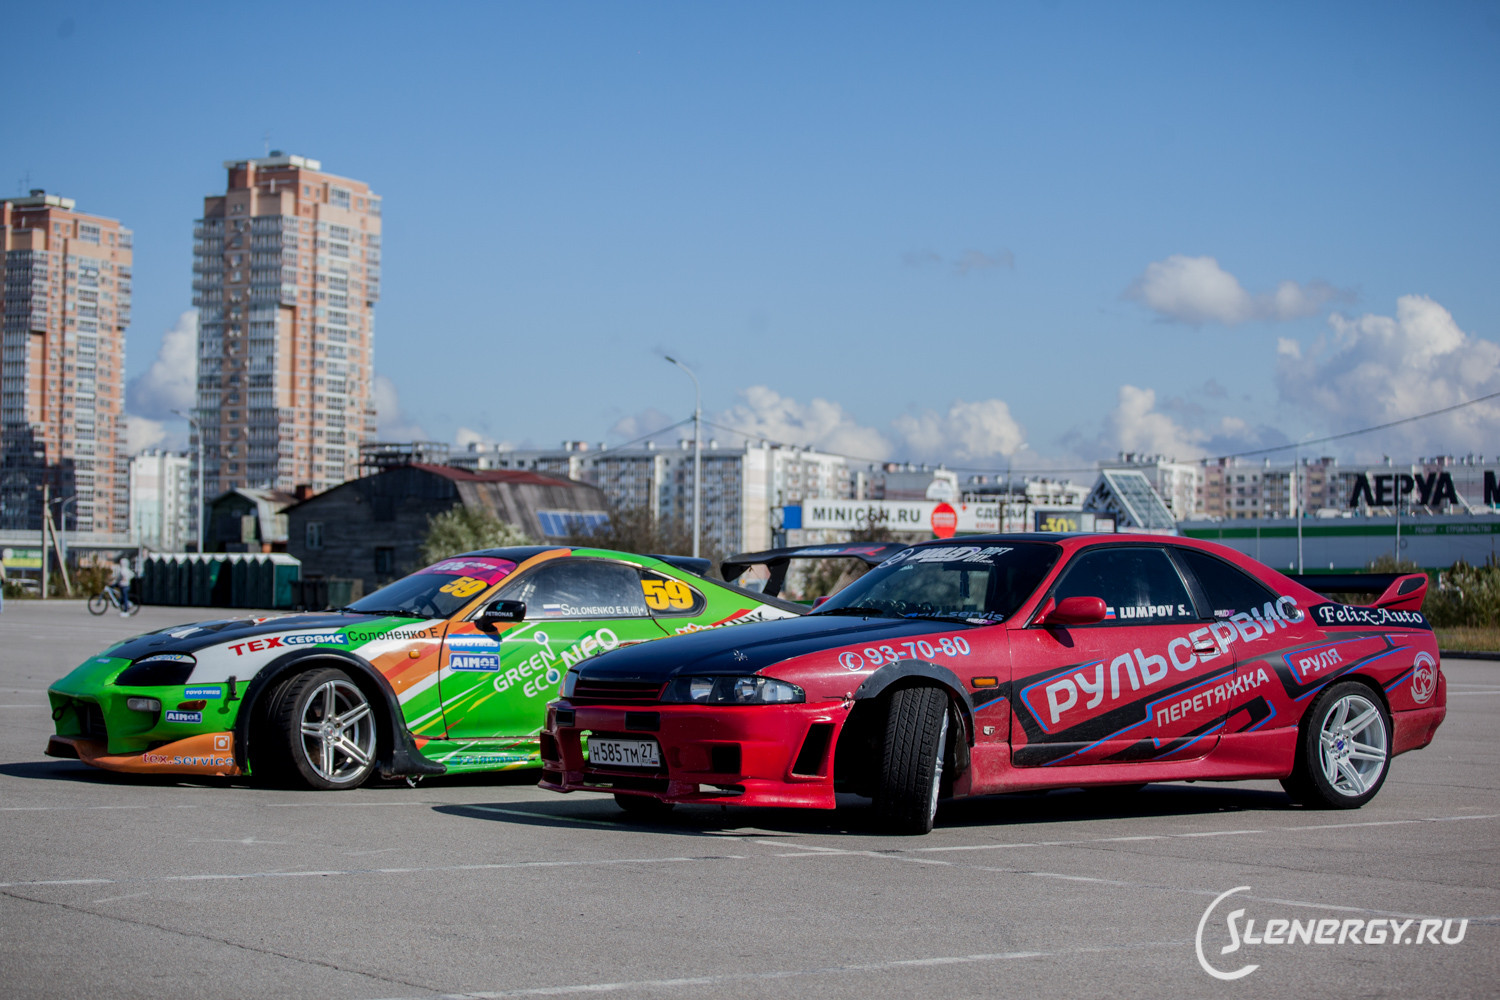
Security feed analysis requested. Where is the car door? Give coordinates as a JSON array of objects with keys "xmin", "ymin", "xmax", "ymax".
[
  {"xmin": 438, "ymin": 559, "xmax": 670, "ymax": 740},
  {"xmin": 1009, "ymin": 544, "xmax": 1228, "ymax": 767}
]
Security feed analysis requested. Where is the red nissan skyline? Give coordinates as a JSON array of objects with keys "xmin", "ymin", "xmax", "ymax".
[{"xmin": 539, "ymin": 534, "xmax": 1445, "ymax": 834}]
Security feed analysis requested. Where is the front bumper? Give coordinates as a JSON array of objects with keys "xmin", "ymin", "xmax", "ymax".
[{"xmin": 539, "ymin": 699, "xmax": 844, "ymax": 809}]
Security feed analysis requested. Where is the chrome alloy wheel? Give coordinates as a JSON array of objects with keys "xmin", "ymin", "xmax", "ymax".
[
  {"xmin": 1317, "ymin": 692, "xmax": 1388, "ymax": 798},
  {"xmin": 297, "ymin": 678, "xmax": 376, "ymax": 785}
]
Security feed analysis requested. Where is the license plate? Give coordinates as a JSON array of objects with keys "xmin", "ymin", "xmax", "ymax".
[{"xmin": 588, "ymin": 737, "xmax": 661, "ymax": 768}]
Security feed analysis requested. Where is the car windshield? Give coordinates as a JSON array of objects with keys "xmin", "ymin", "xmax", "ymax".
[
  {"xmin": 814, "ymin": 542, "xmax": 1060, "ymax": 622},
  {"xmin": 345, "ymin": 556, "xmax": 518, "ymax": 619}
]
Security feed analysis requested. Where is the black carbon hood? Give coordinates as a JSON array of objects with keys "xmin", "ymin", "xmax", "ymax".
[{"xmin": 577, "ymin": 613, "xmax": 969, "ymax": 682}]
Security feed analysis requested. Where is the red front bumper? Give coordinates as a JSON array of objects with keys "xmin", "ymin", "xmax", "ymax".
[{"xmin": 539, "ymin": 699, "xmax": 844, "ymax": 809}]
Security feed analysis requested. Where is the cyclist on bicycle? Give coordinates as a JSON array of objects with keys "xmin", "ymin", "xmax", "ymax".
[{"xmin": 109, "ymin": 556, "xmax": 135, "ymax": 616}]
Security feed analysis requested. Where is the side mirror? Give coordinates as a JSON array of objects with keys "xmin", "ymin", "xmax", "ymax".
[
  {"xmin": 478, "ymin": 599, "xmax": 526, "ymax": 625},
  {"xmin": 1037, "ymin": 596, "xmax": 1107, "ymax": 627}
]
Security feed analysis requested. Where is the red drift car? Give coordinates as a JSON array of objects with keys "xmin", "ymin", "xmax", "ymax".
[{"xmin": 540, "ymin": 535, "xmax": 1445, "ymax": 833}]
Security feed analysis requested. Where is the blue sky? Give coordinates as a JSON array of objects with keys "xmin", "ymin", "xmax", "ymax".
[{"xmin": 9, "ymin": 2, "xmax": 1499, "ymax": 474}]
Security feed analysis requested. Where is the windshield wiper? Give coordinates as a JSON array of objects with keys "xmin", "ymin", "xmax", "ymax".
[
  {"xmin": 814, "ymin": 605, "xmax": 901, "ymax": 618},
  {"xmin": 340, "ymin": 608, "xmax": 416, "ymax": 617}
]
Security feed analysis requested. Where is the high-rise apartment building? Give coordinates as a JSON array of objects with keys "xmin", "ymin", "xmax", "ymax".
[
  {"xmin": 1, "ymin": 190, "xmax": 131, "ymax": 535},
  {"xmin": 128, "ymin": 449, "xmax": 194, "ymax": 551},
  {"xmin": 192, "ymin": 153, "xmax": 380, "ymax": 498}
]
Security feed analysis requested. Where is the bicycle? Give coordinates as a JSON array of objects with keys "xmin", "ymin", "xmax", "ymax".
[{"xmin": 87, "ymin": 586, "xmax": 140, "ymax": 617}]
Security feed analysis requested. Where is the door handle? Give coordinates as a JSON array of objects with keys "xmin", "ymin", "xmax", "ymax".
[{"xmin": 1193, "ymin": 640, "xmax": 1218, "ymax": 654}]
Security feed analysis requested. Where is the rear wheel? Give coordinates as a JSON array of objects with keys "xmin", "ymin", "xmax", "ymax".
[
  {"xmin": 613, "ymin": 793, "xmax": 675, "ymax": 820},
  {"xmin": 873, "ymin": 686, "xmax": 950, "ymax": 835},
  {"xmin": 1282, "ymin": 681, "xmax": 1390, "ymax": 809},
  {"xmin": 87, "ymin": 593, "xmax": 108, "ymax": 615},
  {"xmin": 262, "ymin": 668, "xmax": 378, "ymax": 790}
]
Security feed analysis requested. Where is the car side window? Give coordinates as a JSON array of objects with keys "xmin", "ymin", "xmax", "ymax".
[
  {"xmin": 639, "ymin": 571, "xmax": 707, "ymax": 618},
  {"xmin": 1052, "ymin": 547, "xmax": 1195, "ymax": 624},
  {"xmin": 1176, "ymin": 548, "xmax": 1278, "ymax": 620},
  {"xmin": 504, "ymin": 560, "xmax": 650, "ymax": 619}
]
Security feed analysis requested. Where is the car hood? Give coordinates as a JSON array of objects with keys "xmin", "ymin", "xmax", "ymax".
[
  {"xmin": 102, "ymin": 611, "xmax": 397, "ymax": 661},
  {"xmin": 578, "ymin": 613, "xmax": 974, "ymax": 682}
]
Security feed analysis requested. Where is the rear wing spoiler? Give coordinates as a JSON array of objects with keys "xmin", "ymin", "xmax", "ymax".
[
  {"xmin": 721, "ymin": 542, "xmax": 909, "ymax": 599},
  {"xmin": 1287, "ymin": 572, "xmax": 1429, "ymax": 612}
]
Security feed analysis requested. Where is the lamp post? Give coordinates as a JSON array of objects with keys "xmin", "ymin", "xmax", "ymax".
[
  {"xmin": 663, "ymin": 356, "xmax": 701, "ymax": 558},
  {"xmin": 173, "ymin": 408, "xmax": 205, "ymax": 554},
  {"xmin": 1005, "ymin": 443, "xmax": 1027, "ymax": 531}
]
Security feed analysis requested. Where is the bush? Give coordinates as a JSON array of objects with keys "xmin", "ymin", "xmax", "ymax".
[{"xmin": 1426, "ymin": 558, "xmax": 1500, "ymax": 629}]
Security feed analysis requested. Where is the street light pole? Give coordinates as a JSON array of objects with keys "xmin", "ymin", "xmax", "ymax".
[
  {"xmin": 664, "ymin": 357, "xmax": 701, "ymax": 558},
  {"xmin": 173, "ymin": 408, "xmax": 205, "ymax": 554}
]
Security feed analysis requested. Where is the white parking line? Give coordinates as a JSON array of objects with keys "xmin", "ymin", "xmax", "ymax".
[
  {"xmin": 0, "ymin": 854, "xmax": 745, "ymax": 890},
  {"xmin": 354, "ymin": 940, "xmax": 1181, "ymax": 1000}
]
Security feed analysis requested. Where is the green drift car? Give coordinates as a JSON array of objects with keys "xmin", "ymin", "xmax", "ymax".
[{"xmin": 46, "ymin": 546, "xmax": 803, "ymax": 789}]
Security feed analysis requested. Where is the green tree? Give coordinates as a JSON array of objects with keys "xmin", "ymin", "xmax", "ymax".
[
  {"xmin": 567, "ymin": 503, "xmax": 723, "ymax": 578},
  {"xmin": 1425, "ymin": 558, "xmax": 1500, "ymax": 628},
  {"xmin": 797, "ymin": 522, "xmax": 897, "ymax": 600},
  {"xmin": 419, "ymin": 505, "xmax": 532, "ymax": 565}
]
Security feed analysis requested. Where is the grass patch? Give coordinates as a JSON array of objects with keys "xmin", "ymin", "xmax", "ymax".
[{"xmin": 1435, "ymin": 626, "xmax": 1500, "ymax": 654}]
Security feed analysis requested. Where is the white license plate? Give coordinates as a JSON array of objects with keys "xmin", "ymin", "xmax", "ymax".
[{"xmin": 588, "ymin": 737, "xmax": 661, "ymax": 768}]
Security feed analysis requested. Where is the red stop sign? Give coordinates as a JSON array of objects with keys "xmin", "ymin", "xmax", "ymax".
[{"xmin": 930, "ymin": 502, "xmax": 958, "ymax": 539}]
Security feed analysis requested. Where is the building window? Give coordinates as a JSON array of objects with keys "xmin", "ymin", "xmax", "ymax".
[
  {"xmin": 331, "ymin": 187, "xmax": 352, "ymax": 210},
  {"xmin": 374, "ymin": 546, "xmax": 395, "ymax": 576},
  {"xmin": 306, "ymin": 521, "xmax": 324, "ymax": 550}
]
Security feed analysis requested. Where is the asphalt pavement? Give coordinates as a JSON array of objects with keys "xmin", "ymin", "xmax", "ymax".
[{"xmin": 1, "ymin": 600, "xmax": 1496, "ymax": 999}]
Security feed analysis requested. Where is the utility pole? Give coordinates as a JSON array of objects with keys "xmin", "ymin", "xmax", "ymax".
[
  {"xmin": 40, "ymin": 483, "xmax": 49, "ymax": 599},
  {"xmin": 664, "ymin": 357, "xmax": 701, "ymax": 558}
]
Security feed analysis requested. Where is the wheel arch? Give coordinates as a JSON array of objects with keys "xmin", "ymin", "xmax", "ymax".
[
  {"xmin": 235, "ymin": 650, "xmax": 444, "ymax": 780},
  {"xmin": 834, "ymin": 660, "xmax": 973, "ymax": 797}
]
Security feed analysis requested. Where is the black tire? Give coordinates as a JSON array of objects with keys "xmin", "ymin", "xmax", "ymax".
[
  {"xmin": 1281, "ymin": 681, "xmax": 1391, "ymax": 809},
  {"xmin": 613, "ymin": 793, "xmax": 675, "ymax": 819},
  {"xmin": 87, "ymin": 593, "xmax": 108, "ymax": 615},
  {"xmin": 872, "ymin": 686, "xmax": 951, "ymax": 835},
  {"xmin": 259, "ymin": 667, "xmax": 378, "ymax": 790}
]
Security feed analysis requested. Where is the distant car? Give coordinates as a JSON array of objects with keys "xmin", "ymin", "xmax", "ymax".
[
  {"xmin": 540, "ymin": 534, "xmax": 1446, "ymax": 833},
  {"xmin": 45, "ymin": 546, "xmax": 803, "ymax": 790}
]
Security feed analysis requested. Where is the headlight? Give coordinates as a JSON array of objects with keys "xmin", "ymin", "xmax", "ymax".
[
  {"xmin": 126, "ymin": 697, "xmax": 161, "ymax": 713},
  {"xmin": 561, "ymin": 670, "xmax": 580, "ymax": 699},
  {"xmin": 662, "ymin": 675, "xmax": 804, "ymax": 705},
  {"xmin": 116, "ymin": 654, "xmax": 196, "ymax": 687}
]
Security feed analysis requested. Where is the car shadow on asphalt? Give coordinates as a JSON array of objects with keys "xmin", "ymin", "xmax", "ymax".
[
  {"xmin": 0, "ymin": 759, "xmax": 241, "ymax": 788},
  {"xmin": 433, "ymin": 782, "xmax": 1301, "ymax": 839}
]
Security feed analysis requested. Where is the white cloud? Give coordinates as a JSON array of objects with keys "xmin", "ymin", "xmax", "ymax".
[
  {"xmin": 126, "ymin": 310, "xmax": 196, "ymax": 420},
  {"xmin": 373, "ymin": 374, "xmax": 428, "ymax": 441},
  {"xmin": 1277, "ymin": 295, "xmax": 1500, "ymax": 456},
  {"xmin": 454, "ymin": 427, "xmax": 516, "ymax": 450},
  {"xmin": 608, "ymin": 407, "xmax": 680, "ymax": 445},
  {"xmin": 893, "ymin": 398, "xmax": 1026, "ymax": 462},
  {"xmin": 1127, "ymin": 255, "xmax": 1346, "ymax": 326},
  {"xmin": 125, "ymin": 415, "xmax": 165, "ymax": 453},
  {"xmin": 715, "ymin": 386, "xmax": 894, "ymax": 459},
  {"xmin": 1104, "ymin": 385, "xmax": 1209, "ymax": 459}
]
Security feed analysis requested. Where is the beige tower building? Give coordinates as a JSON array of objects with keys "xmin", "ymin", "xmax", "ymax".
[
  {"xmin": 1, "ymin": 190, "xmax": 132, "ymax": 535},
  {"xmin": 193, "ymin": 153, "xmax": 380, "ymax": 497}
]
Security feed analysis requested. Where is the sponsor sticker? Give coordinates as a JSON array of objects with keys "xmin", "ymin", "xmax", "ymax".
[
  {"xmin": 164, "ymin": 710, "xmax": 202, "ymax": 724},
  {"xmin": 184, "ymin": 686, "xmax": 222, "ymax": 699},
  {"xmin": 838, "ymin": 651, "xmax": 866, "ymax": 672},
  {"xmin": 1411, "ymin": 651, "xmax": 1437, "ymax": 704},
  {"xmin": 450, "ymin": 653, "xmax": 501, "ymax": 672},
  {"xmin": 282, "ymin": 632, "xmax": 349, "ymax": 646}
]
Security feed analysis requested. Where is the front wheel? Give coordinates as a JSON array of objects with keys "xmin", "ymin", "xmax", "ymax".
[
  {"xmin": 87, "ymin": 593, "xmax": 108, "ymax": 615},
  {"xmin": 1282, "ymin": 681, "xmax": 1390, "ymax": 809},
  {"xmin": 262, "ymin": 667, "xmax": 378, "ymax": 790},
  {"xmin": 873, "ymin": 686, "xmax": 951, "ymax": 835}
]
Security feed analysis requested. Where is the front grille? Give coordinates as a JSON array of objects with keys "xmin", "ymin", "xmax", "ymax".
[
  {"xmin": 570, "ymin": 679, "xmax": 664, "ymax": 706},
  {"xmin": 76, "ymin": 702, "xmax": 107, "ymax": 741}
]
